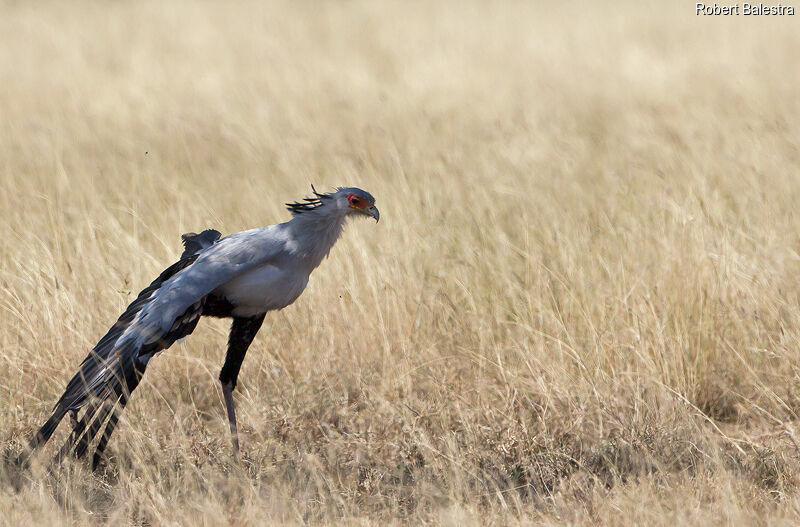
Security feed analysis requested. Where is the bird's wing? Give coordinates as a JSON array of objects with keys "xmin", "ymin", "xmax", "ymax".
[
  {"xmin": 180, "ymin": 229, "xmax": 222, "ymax": 259},
  {"xmin": 123, "ymin": 225, "xmax": 288, "ymax": 352},
  {"xmin": 55, "ymin": 225, "xmax": 287, "ymax": 412}
]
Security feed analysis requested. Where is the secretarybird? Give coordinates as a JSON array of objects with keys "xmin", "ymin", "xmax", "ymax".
[{"xmin": 20, "ymin": 186, "xmax": 378, "ymax": 470}]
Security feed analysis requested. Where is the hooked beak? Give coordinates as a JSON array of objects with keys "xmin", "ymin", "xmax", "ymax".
[{"xmin": 366, "ymin": 205, "xmax": 380, "ymax": 222}]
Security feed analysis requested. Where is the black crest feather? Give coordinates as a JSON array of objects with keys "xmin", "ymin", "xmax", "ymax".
[{"xmin": 286, "ymin": 185, "xmax": 332, "ymax": 215}]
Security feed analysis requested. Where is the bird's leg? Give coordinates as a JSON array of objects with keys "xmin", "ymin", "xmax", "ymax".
[
  {"xmin": 221, "ymin": 380, "xmax": 239, "ymax": 458},
  {"xmin": 219, "ymin": 314, "xmax": 266, "ymax": 460}
]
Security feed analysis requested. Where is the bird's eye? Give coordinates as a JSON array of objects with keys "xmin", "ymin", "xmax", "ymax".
[{"xmin": 351, "ymin": 197, "xmax": 360, "ymax": 205}]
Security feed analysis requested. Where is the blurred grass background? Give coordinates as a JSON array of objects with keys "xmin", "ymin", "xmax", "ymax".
[{"xmin": 1, "ymin": 0, "xmax": 800, "ymax": 524}]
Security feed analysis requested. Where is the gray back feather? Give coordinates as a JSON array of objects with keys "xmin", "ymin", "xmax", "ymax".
[{"xmin": 122, "ymin": 225, "xmax": 289, "ymax": 349}]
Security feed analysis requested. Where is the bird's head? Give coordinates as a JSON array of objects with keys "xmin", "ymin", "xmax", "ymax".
[
  {"xmin": 287, "ymin": 186, "xmax": 379, "ymax": 222},
  {"xmin": 337, "ymin": 187, "xmax": 379, "ymax": 222}
]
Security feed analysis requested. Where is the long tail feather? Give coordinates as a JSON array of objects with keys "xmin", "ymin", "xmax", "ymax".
[
  {"xmin": 73, "ymin": 399, "xmax": 118, "ymax": 460},
  {"xmin": 21, "ymin": 230, "xmax": 219, "ymax": 468},
  {"xmin": 52, "ymin": 400, "xmax": 103, "ymax": 464},
  {"xmin": 36, "ymin": 410, "xmax": 67, "ymax": 448},
  {"xmin": 92, "ymin": 368, "xmax": 142, "ymax": 470}
]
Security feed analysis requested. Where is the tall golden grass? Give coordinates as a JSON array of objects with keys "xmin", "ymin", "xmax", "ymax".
[{"xmin": 2, "ymin": 0, "xmax": 800, "ymax": 524}]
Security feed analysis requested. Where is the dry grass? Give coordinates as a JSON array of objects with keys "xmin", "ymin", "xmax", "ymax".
[{"xmin": 1, "ymin": 0, "xmax": 800, "ymax": 524}]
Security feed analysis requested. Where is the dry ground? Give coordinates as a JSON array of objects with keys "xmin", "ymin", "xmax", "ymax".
[{"xmin": 1, "ymin": 1, "xmax": 800, "ymax": 524}]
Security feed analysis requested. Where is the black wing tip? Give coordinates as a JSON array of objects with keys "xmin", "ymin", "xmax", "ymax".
[
  {"xmin": 180, "ymin": 229, "xmax": 221, "ymax": 258},
  {"xmin": 181, "ymin": 228, "xmax": 221, "ymax": 245}
]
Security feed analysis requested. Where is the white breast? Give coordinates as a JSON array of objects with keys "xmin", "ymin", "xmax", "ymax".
[{"xmin": 214, "ymin": 263, "xmax": 309, "ymax": 317}]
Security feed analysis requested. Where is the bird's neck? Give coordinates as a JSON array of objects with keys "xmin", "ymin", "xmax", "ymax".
[{"xmin": 287, "ymin": 208, "xmax": 347, "ymax": 271}]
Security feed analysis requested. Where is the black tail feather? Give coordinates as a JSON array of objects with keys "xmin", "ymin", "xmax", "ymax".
[
  {"xmin": 18, "ymin": 407, "xmax": 69, "ymax": 466},
  {"xmin": 77, "ymin": 365, "xmax": 143, "ymax": 464},
  {"xmin": 73, "ymin": 399, "xmax": 118, "ymax": 461},
  {"xmin": 92, "ymin": 375, "xmax": 139, "ymax": 471},
  {"xmin": 22, "ymin": 230, "xmax": 214, "ymax": 469}
]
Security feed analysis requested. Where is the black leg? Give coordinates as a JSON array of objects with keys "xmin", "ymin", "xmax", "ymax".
[
  {"xmin": 219, "ymin": 314, "xmax": 266, "ymax": 458},
  {"xmin": 221, "ymin": 380, "xmax": 239, "ymax": 458}
]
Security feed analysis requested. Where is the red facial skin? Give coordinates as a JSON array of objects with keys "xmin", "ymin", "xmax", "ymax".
[{"xmin": 347, "ymin": 194, "xmax": 369, "ymax": 209}]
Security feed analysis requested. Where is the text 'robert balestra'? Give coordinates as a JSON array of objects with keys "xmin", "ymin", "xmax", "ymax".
[{"xmin": 696, "ymin": 3, "xmax": 795, "ymax": 14}]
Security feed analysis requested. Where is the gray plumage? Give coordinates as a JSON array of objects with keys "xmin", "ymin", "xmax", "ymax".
[{"xmin": 21, "ymin": 186, "xmax": 378, "ymax": 469}]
